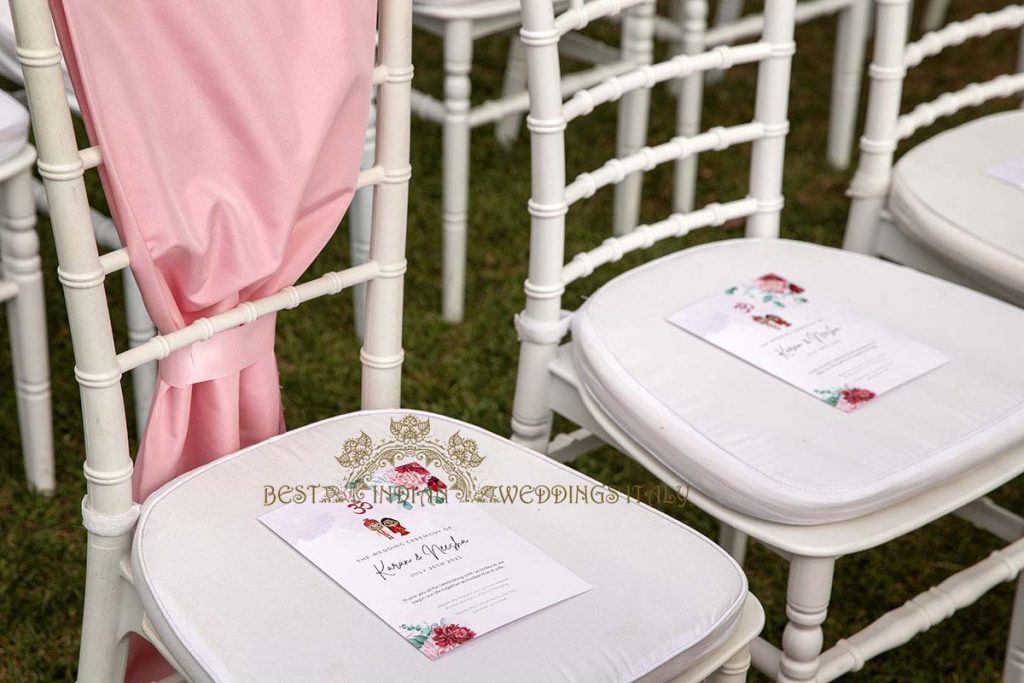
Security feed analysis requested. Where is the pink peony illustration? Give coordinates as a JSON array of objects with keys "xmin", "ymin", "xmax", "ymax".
[
  {"xmin": 837, "ymin": 387, "xmax": 876, "ymax": 413},
  {"xmin": 841, "ymin": 388, "xmax": 875, "ymax": 404},
  {"xmin": 756, "ymin": 273, "xmax": 789, "ymax": 293},
  {"xmin": 395, "ymin": 462, "xmax": 432, "ymax": 477},
  {"xmin": 419, "ymin": 638, "xmax": 445, "ymax": 661},
  {"xmin": 388, "ymin": 470, "xmax": 426, "ymax": 491},
  {"xmin": 432, "ymin": 623, "xmax": 477, "ymax": 649}
]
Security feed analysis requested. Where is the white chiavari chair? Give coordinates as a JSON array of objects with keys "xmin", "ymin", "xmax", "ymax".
[
  {"xmin": 0, "ymin": 2, "xmax": 157, "ymax": 433},
  {"xmin": 412, "ymin": 0, "xmax": 656, "ymax": 323},
  {"xmin": 511, "ymin": 0, "xmax": 1024, "ymax": 678},
  {"xmin": 12, "ymin": 0, "xmax": 766, "ymax": 680},
  {"xmin": 0, "ymin": 87, "xmax": 50, "ymax": 491},
  {"xmin": 844, "ymin": 2, "xmax": 1024, "ymax": 308},
  {"xmin": 657, "ymin": 0, "xmax": 871, "ymax": 217}
]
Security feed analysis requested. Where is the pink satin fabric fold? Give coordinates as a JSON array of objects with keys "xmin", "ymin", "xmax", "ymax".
[
  {"xmin": 49, "ymin": 3, "xmax": 376, "ymax": 679},
  {"xmin": 50, "ymin": 1, "xmax": 377, "ymax": 497}
]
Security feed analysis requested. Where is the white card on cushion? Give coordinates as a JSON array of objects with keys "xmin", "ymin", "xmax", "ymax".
[{"xmin": 668, "ymin": 273, "xmax": 951, "ymax": 412}]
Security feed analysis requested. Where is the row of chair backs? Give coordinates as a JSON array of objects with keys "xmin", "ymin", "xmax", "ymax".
[{"xmin": 844, "ymin": 0, "xmax": 1024, "ymax": 252}]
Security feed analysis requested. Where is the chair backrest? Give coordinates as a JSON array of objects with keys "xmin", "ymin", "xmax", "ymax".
[
  {"xmin": 9, "ymin": 0, "xmax": 410, "ymax": 524},
  {"xmin": 843, "ymin": 0, "xmax": 1024, "ymax": 253},
  {"xmin": 509, "ymin": 0, "xmax": 797, "ymax": 447}
]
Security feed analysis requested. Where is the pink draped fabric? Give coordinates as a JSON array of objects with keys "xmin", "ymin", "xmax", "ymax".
[
  {"xmin": 50, "ymin": 4, "xmax": 376, "ymax": 679},
  {"xmin": 51, "ymin": 1, "xmax": 377, "ymax": 501}
]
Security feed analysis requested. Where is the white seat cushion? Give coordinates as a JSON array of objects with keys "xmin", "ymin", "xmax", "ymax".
[
  {"xmin": 0, "ymin": 89, "xmax": 27, "ymax": 165},
  {"xmin": 571, "ymin": 238, "xmax": 1024, "ymax": 525},
  {"xmin": 133, "ymin": 410, "xmax": 747, "ymax": 683},
  {"xmin": 890, "ymin": 110, "xmax": 1024, "ymax": 304}
]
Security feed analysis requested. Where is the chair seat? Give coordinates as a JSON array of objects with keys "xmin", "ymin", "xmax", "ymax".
[
  {"xmin": 133, "ymin": 410, "xmax": 748, "ymax": 683},
  {"xmin": 0, "ymin": 90, "xmax": 28, "ymax": 165},
  {"xmin": 889, "ymin": 110, "xmax": 1024, "ymax": 304},
  {"xmin": 570, "ymin": 238, "xmax": 1024, "ymax": 526}
]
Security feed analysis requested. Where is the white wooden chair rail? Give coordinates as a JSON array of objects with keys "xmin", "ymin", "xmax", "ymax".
[
  {"xmin": 554, "ymin": 0, "xmax": 651, "ymax": 34},
  {"xmin": 895, "ymin": 73, "xmax": 1024, "ymax": 140},
  {"xmin": 652, "ymin": 0, "xmax": 851, "ymax": 46},
  {"xmin": 115, "ymin": 260, "xmax": 387, "ymax": 375},
  {"xmin": 560, "ymin": 198, "xmax": 759, "ymax": 285},
  {"xmin": 743, "ymin": 534, "xmax": 1024, "ymax": 680},
  {"xmin": 562, "ymin": 42, "xmax": 772, "ymax": 121},
  {"xmin": 467, "ymin": 59, "xmax": 637, "ymax": 127},
  {"xmin": 565, "ymin": 123, "xmax": 765, "ymax": 203},
  {"xmin": 904, "ymin": 6, "xmax": 1024, "ymax": 69}
]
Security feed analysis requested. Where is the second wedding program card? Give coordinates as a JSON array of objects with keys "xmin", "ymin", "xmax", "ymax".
[
  {"xmin": 986, "ymin": 157, "xmax": 1024, "ymax": 192},
  {"xmin": 668, "ymin": 273, "xmax": 951, "ymax": 412},
  {"xmin": 261, "ymin": 474, "xmax": 591, "ymax": 660}
]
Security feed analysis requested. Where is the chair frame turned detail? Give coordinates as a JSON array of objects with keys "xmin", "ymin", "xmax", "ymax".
[{"xmin": 0, "ymin": 127, "xmax": 52, "ymax": 491}]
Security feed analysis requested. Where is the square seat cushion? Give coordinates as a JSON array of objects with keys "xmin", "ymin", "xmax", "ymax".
[
  {"xmin": 890, "ymin": 110, "xmax": 1024, "ymax": 304},
  {"xmin": 133, "ymin": 410, "xmax": 747, "ymax": 683},
  {"xmin": 570, "ymin": 238, "xmax": 1024, "ymax": 525},
  {"xmin": 0, "ymin": 89, "xmax": 27, "ymax": 165}
]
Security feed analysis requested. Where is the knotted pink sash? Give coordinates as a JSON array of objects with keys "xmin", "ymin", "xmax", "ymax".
[
  {"xmin": 50, "ymin": 4, "xmax": 376, "ymax": 678},
  {"xmin": 51, "ymin": 1, "xmax": 377, "ymax": 500}
]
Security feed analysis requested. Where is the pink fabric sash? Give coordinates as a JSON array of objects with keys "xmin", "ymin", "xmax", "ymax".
[
  {"xmin": 51, "ymin": 3, "xmax": 377, "ymax": 681},
  {"xmin": 51, "ymin": 1, "xmax": 377, "ymax": 503}
]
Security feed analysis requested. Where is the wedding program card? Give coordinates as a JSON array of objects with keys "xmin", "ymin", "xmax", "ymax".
[
  {"xmin": 260, "ymin": 471, "xmax": 592, "ymax": 660},
  {"xmin": 986, "ymin": 157, "xmax": 1024, "ymax": 192},
  {"xmin": 668, "ymin": 273, "xmax": 951, "ymax": 412}
]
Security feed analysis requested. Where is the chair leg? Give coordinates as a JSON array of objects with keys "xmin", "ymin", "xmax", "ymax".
[
  {"xmin": 495, "ymin": 34, "xmax": 527, "ymax": 148},
  {"xmin": 77, "ymin": 533, "xmax": 132, "ymax": 682},
  {"xmin": 1005, "ymin": 572, "xmax": 1024, "ymax": 682},
  {"xmin": 709, "ymin": 646, "xmax": 752, "ymax": 682},
  {"xmin": 673, "ymin": 0, "xmax": 707, "ymax": 215},
  {"xmin": 718, "ymin": 523, "xmax": 748, "ymax": 566},
  {"xmin": 1, "ymin": 165, "xmax": 54, "ymax": 492},
  {"xmin": 706, "ymin": 0, "xmax": 746, "ymax": 84},
  {"xmin": 612, "ymin": 2, "xmax": 654, "ymax": 236},
  {"xmin": 122, "ymin": 268, "xmax": 157, "ymax": 433},
  {"xmin": 778, "ymin": 555, "xmax": 836, "ymax": 682},
  {"xmin": 826, "ymin": 0, "xmax": 870, "ymax": 170},
  {"xmin": 350, "ymin": 96, "xmax": 377, "ymax": 341},
  {"xmin": 920, "ymin": 0, "xmax": 950, "ymax": 32},
  {"xmin": 441, "ymin": 19, "xmax": 473, "ymax": 324}
]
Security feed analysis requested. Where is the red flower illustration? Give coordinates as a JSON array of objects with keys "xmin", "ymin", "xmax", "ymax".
[
  {"xmin": 432, "ymin": 624, "xmax": 476, "ymax": 649},
  {"xmin": 841, "ymin": 388, "xmax": 875, "ymax": 405},
  {"xmin": 788, "ymin": 282, "xmax": 804, "ymax": 294},
  {"xmin": 395, "ymin": 462, "xmax": 431, "ymax": 477},
  {"xmin": 756, "ymin": 273, "xmax": 788, "ymax": 293},
  {"xmin": 427, "ymin": 476, "xmax": 447, "ymax": 492}
]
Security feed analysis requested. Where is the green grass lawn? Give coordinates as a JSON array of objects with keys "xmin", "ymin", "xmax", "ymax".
[{"xmin": 1, "ymin": 0, "xmax": 1020, "ymax": 679}]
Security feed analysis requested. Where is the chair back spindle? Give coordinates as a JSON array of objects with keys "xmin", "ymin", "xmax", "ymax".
[{"xmin": 510, "ymin": 0, "xmax": 797, "ymax": 450}]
